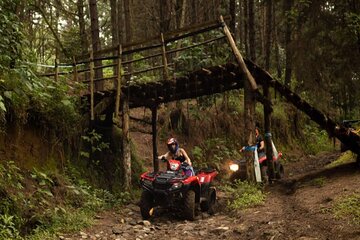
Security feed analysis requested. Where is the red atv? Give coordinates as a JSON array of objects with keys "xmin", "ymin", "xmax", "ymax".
[
  {"xmin": 230, "ymin": 147, "xmax": 284, "ymax": 182},
  {"xmin": 139, "ymin": 157, "xmax": 218, "ymax": 220}
]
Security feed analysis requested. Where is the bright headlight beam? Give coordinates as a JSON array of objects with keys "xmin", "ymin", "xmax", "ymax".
[{"xmin": 229, "ymin": 163, "xmax": 239, "ymax": 172}]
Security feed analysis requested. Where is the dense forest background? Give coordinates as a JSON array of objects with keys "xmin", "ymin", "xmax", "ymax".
[
  {"xmin": 0, "ymin": 0, "xmax": 359, "ymax": 239},
  {"xmin": 1, "ymin": 0, "xmax": 359, "ymax": 119}
]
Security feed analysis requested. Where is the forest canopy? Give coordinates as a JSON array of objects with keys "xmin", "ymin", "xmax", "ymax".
[{"xmin": 0, "ymin": 0, "xmax": 359, "ymax": 119}]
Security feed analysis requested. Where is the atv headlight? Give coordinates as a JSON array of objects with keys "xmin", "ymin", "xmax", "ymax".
[
  {"xmin": 170, "ymin": 182, "xmax": 183, "ymax": 190},
  {"xmin": 170, "ymin": 162, "xmax": 180, "ymax": 171},
  {"xmin": 229, "ymin": 163, "xmax": 239, "ymax": 172}
]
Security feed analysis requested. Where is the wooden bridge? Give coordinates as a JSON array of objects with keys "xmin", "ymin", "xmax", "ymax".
[{"xmin": 38, "ymin": 16, "xmax": 360, "ymax": 176}]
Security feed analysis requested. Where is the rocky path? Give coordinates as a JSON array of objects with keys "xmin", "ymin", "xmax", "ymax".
[
  {"xmin": 61, "ymin": 203, "xmax": 243, "ymax": 240},
  {"xmin": 61, "ymin": 152, "xmax": 360, "ymax": 240}
]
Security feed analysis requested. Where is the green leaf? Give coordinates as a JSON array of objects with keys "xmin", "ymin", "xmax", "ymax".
[
  {"xmin": 80, "ymin": 151, "xmax": 90, "ymax": 158},
  {"xmin": 61, "ymin": 99, "xmax": 71, "ymax": 106},
  {"xmin": 0, "ymin": 102, "xmax": 6, "ymax": 112},
  {"xmin": 3, "ymin": 91, "xmax": 12, "ymax": 99}
]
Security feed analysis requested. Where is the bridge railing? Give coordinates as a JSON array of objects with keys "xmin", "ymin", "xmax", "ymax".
[{"xmin": 37, "ymin": 16, "xmax": 238, "ymax": 120}]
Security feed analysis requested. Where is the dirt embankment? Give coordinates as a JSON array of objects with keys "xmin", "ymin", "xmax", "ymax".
[{"xmin": 60, "ymin": 151, "xmax": 360, "ymax": 240}]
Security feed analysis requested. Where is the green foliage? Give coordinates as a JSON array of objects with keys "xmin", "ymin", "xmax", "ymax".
[
  {"xmin": 0, "ymin": 214, "xmax": 22, "ymax": 240},
  {"xmin": 221, "ymin": 180, "xmax": 266, "ymax": 210},
  {"xmin": 0, "ymin": 161, "xmax": 24, "ymax": 190},
  {"xmin": 191, "ymin": 146, "xmax": 203, "ymax": 161},
  {"xmin": 192, "ymin": 137, "xmax": 240, "ymax": 170},
  {"xmin": 302, "ymin": 124, "xmax": 333, "ymax": 154},
  {"xmin": 80, "ymin": 129, "xmax": 110, "ymax": 165},
  {"xmin": 333, "ymin": 194, "xmax": 360, "ymax": 225},
  {"xmin": 0, "ymin": 0, "xmax": 23, "ymax": 72},
  {"xmin": 309, "ymin": 177, "xmax": 327, "ymax": 188},
  {"xmin": 0, "ymin": 160, "xmax": 130, "ymax": 239},
  {"xmin": 171, "ymin": 32, "xmax": 231, "ymax": 77},
  {"xmin": 0, "ymin": 66, "xmax": 82, "ymax": 136},
  {"xmin": 326, "ymin": 151, "xmax": 356, "ymax": 169}
]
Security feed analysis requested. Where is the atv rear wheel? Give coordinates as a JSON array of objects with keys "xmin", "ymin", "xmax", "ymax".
[
  {"xmin": 183, "ymin": 190, "xmax": 196, "ymax": 220},
  {"xmin": 275, "ymin": 163, "xmax": 285, "ymax": 179},
  {"xmin": 140, "ymin": 190, "xmax": 154, "ymax": 220}
]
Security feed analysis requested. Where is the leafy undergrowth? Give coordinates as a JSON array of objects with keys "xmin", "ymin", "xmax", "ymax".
[
  {"xmin": 333, "ymin": 193, "xmax": 360, "ymax": 225},
  {"xmin": 0, "ymin": 161, "xmax": 130, "ymax": 240},
  {"xmin": 221, "ymin": 180, "xmax": 266, "ymax": 210},
  {"xmin": 326, "ymin": 151, "xmax": 356, "ymax": 169}
]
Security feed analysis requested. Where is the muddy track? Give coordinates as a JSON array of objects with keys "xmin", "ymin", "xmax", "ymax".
[{"xmin": 61, "ymin": 152, "xmax": 360, "ymax": 240}]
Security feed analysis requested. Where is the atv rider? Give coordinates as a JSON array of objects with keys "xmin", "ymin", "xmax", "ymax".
[
  {"xmin": 158, "ymin": 138, "xmax": 195, "ymax": 176},
  {"xmin": 240, "ymin": 127, "xmax": 265, "ymax": 157},
  {"xmin": 240, "ymin": 127, "xmax": 268, "ymax": 180}
]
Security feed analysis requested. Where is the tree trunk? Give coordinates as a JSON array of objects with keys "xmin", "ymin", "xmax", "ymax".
[
  {"xmin": 248, "ymin": 0, "xmax": 256, "ymax": 61},
  {"xmin": 238, "ymin": 0, "xmax": 242, "ymax": 48},
  {"xmin": 243, "ymin": 0, "xmax": 249, "ymax": 56},
  {"xmin": 77, "ymin": 0, "xmax": 89, "ymax": 55},
  {"xmin": 284, "ymin": 0, "xmax": 293, "ymax": 87},
  {"xmin": 264, "ymin": 0, "xmax": 274, "ymax": 179},
  {"xmin": 159, "ymin": 0, "xmax": 171, "ymax": 32},
  {"xmin": 229, "ymin": 0, "xmax": 236, "ymax": 40},
  {"xmin": 117, "ymin": 0, "xmax": 124, "ymax": 44},
  {"xmin": 244, "ymin": 77, "xmax": 256, "ymax": 182},
  {"xmin": 122, "ymin": 0, "xmax": 132, "ymax": 191},
  {"xmin": 110, "ymin": 0, "xmax": 119, "ymax": 76},
  {"xmin": 191, "ymin": 0, "xmax": 198, "ymax": 25},
  {"xmin": 273, "ymin": 1, "xmax": 282, "ymax": 79},
  {"xmin": 245, "ymin": 0, "xmax": 256, "ymax": 182},
  {"xmin": 264, "ymin": 0, "xmax": 272, "ymax": 70},
  {"xmin": 121, "ymin": 97, "xmax": 131, "ymax": 190},
  {"xmin": 88, "ymin": 0, "xmax": 103, "ymax": 90},
  {"xmin": 263, "ymin": 82, "xmax": 274, "ymax": 180}
]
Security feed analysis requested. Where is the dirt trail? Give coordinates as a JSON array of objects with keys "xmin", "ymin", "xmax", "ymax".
[{"xmin": 61, "ymin": 151, "xmax": 360, "ymax": 240}]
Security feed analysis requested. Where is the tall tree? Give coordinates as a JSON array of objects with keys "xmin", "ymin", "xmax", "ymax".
[
  {"xmin": 244, "ymin": 0, "xmax": 256, "ymax": 182},
  {"xmin": 243, "ymin": 0, "xmax": 249, "ymax": 55},
  {"xmin": 229, "ymin": 0, "xmax": 236, "ymax": 40},
  {"xmin": 264, "ymin": 0, "xmax": 272, "ymax": 70},
  {"xmin": 110, "ymin": 0, "xmax": 118, "ymax": 47},
  {"xmin": 88, "ymin": 0, "xmax": 103, "ymax": 89},
  {"xmin": 122, "ymin": 0, "xmax": 132, "ymax": 191},
  {"xmin": 284, "ymin": 0, "xmax": 293, "ymax": 87},
  {"xmin": 159, "ymin": 0, "xmax": 171, "ymax": 32},
  {"xmin": 77, "ymin": 0, "xmax": 88, "ymax": 56},
  {"xmin": 110, "ymin": 0, "xmax": 119, "ymax": 76},
  {"xmin": 248, "ymin": 0, "xmax": 256, "ymax": 61},
  {"xmin": 117, "ymin": 0, "xmax": 123, "ymax": 44}
]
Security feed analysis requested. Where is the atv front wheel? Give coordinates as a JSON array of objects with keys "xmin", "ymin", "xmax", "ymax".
[
  {"xmin": 183, "ymin": 190, "xmax": 196, "ymax": 220},
  {"xmin": 200, "ymin": 187, "xmax": 217, "ymax": 215},
  {"xmin": 140, "ymin": 190, "xmax": 154, "ymax": 220}
]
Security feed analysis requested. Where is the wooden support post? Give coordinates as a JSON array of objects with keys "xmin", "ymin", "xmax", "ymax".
[
  {"xmin": 263, "ymin": 82, "xmax": 275, "ymax": 181},
  {"xmin": 54, "ymin": 59, "xmax": 59, "ymax": 82},
  {"xmin": 160, "ymin": 33, "xmax": 169, "ymax": 81},
  {"xmin": 73, "ymin": 56, "xmax": 78, "ymax": 82},
  {"xmin": 115, "ymin": 45, "xmax": 122, "ymax": 119},
  {"xmin": 122, "ymin": 96, "xmax": 131, "ymax": 191},
  {"xmin": 220, "ymin": 15, "xmax": 258, "ymax": 91},
  {"xmin": 90, "ymin": 51, "xmax": 95, "ymax": 121},
  {"xmin": 152, "ymin": 105, "xmax": 159, "ymax": 172}
]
